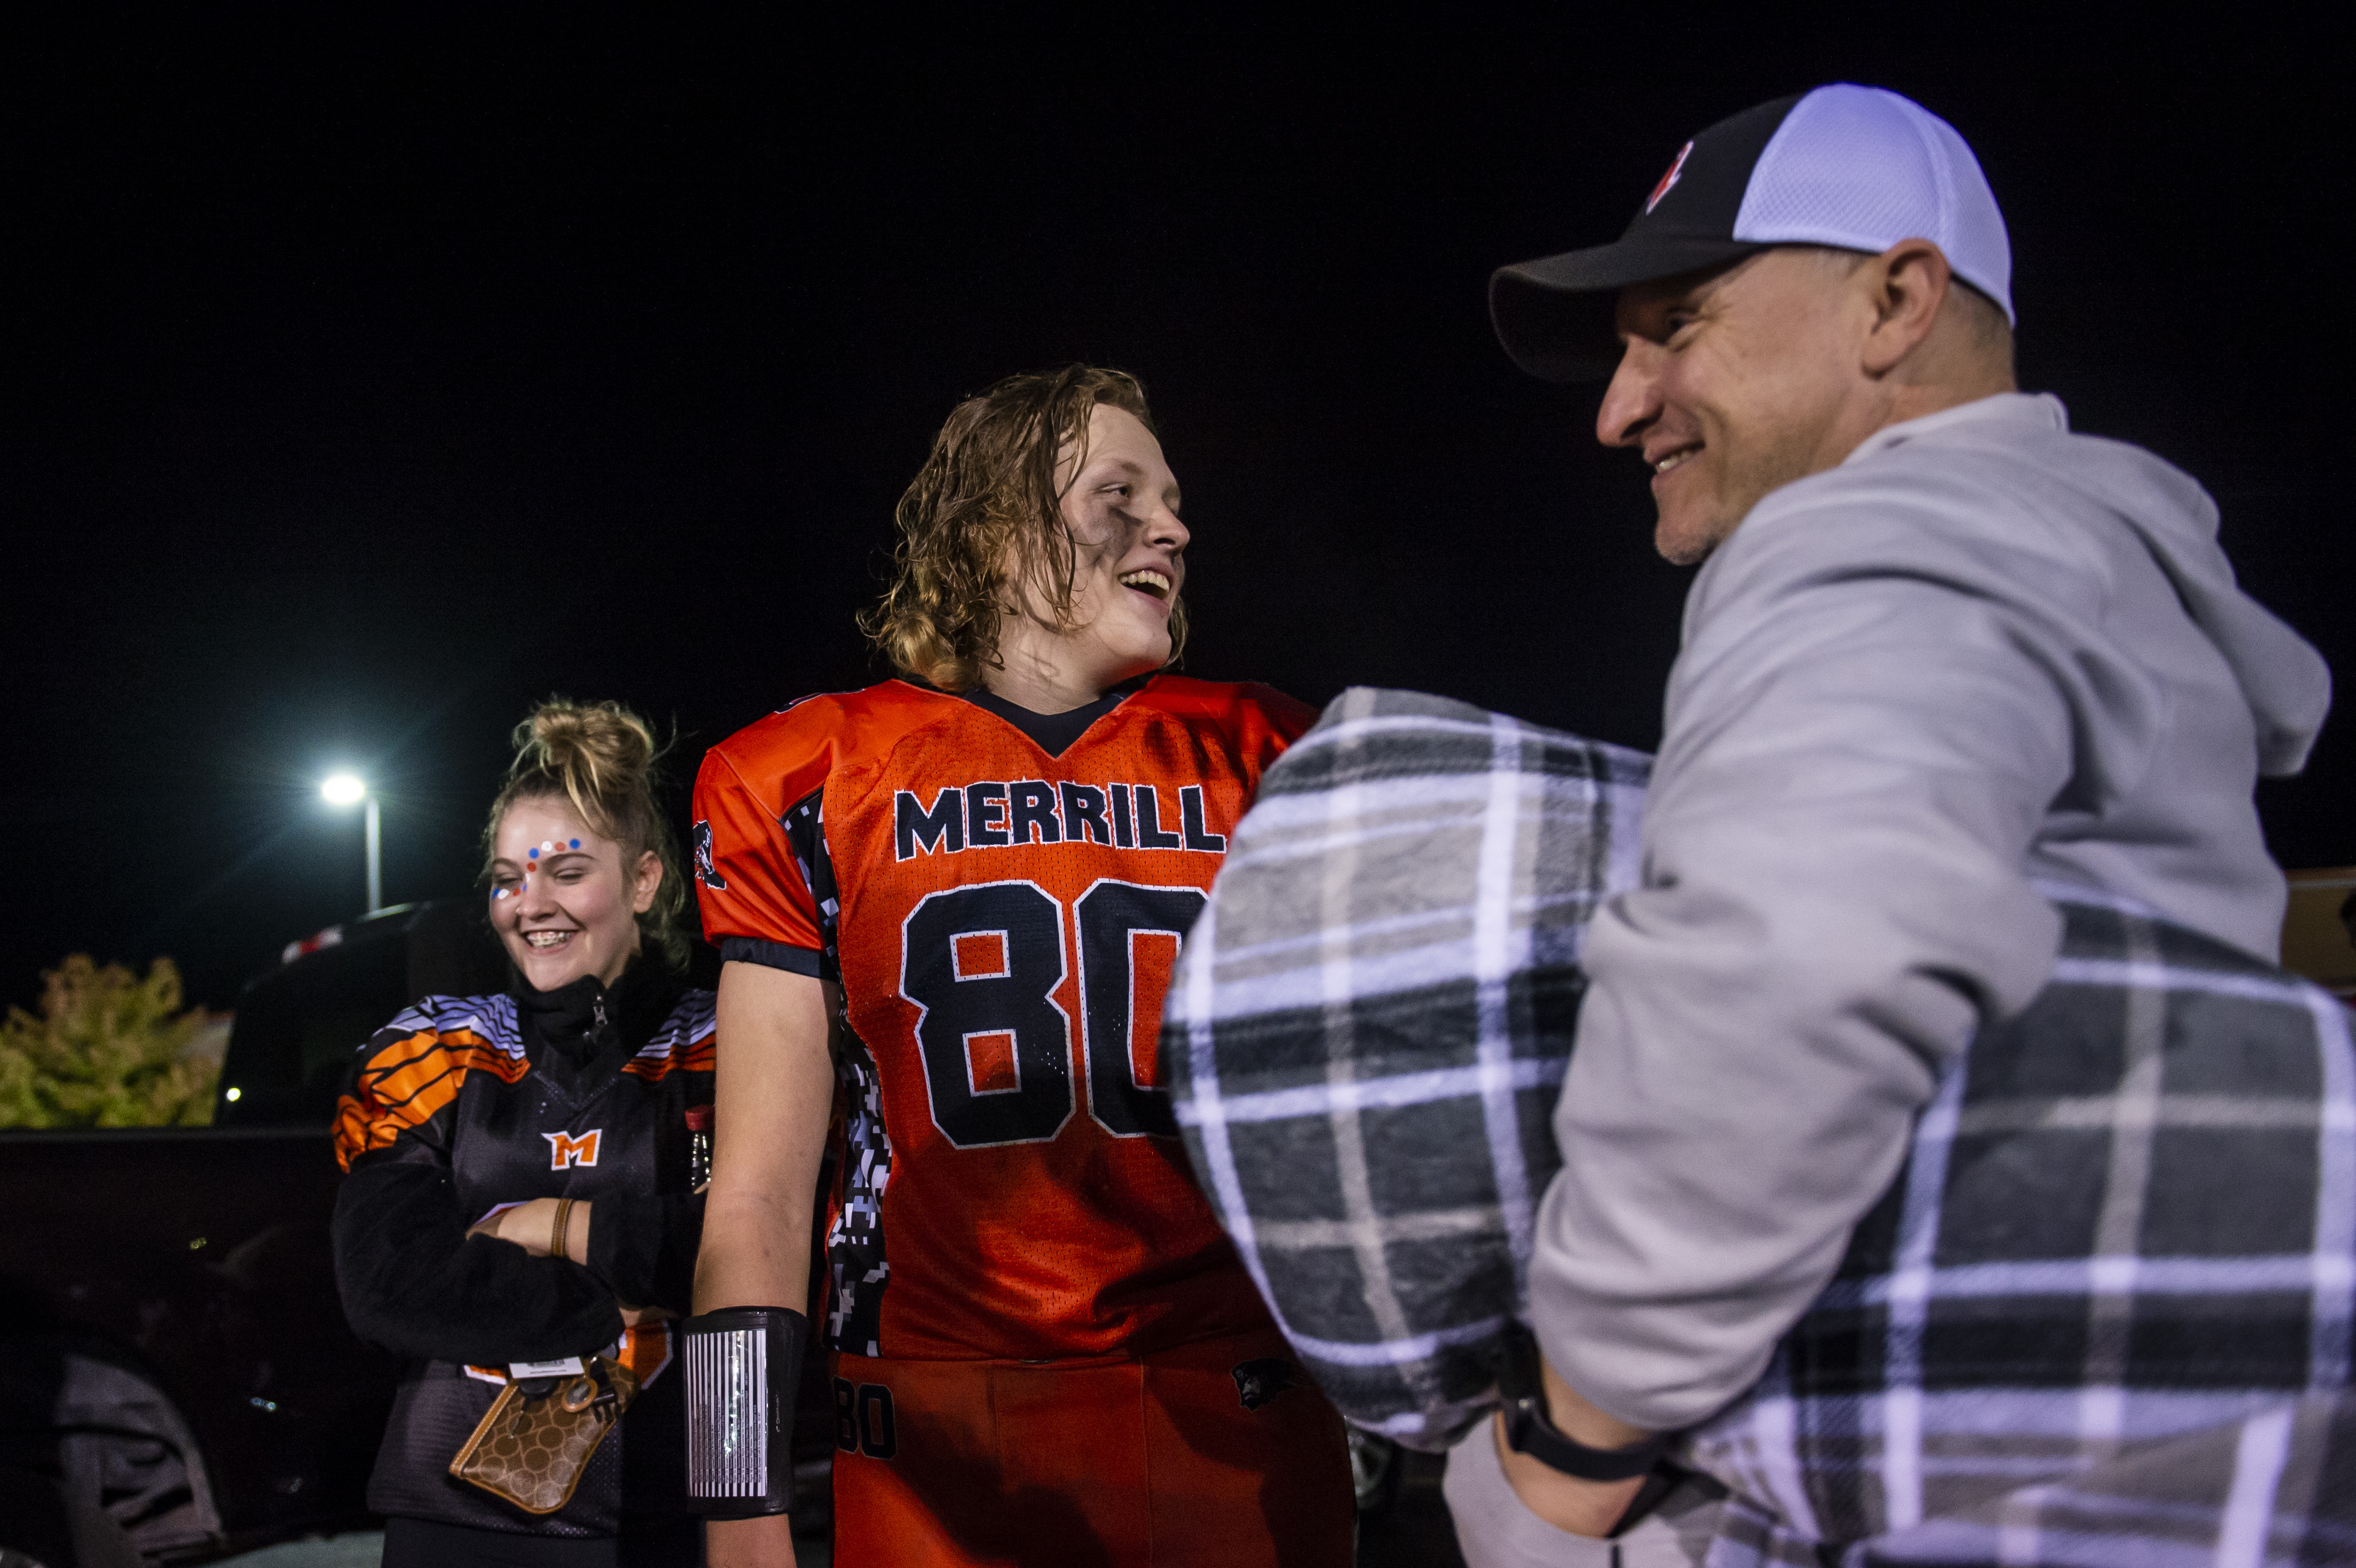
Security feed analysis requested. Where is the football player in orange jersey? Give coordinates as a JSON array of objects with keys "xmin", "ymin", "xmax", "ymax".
[{"xmin": 688, "ymin": 366, "xmax": 1353, "ymax": 1566}]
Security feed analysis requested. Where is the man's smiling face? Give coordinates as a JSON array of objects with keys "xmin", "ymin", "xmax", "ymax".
[{"xmin": 1596, "ymin": 248, "xmax": 1870, "ymax": 565}]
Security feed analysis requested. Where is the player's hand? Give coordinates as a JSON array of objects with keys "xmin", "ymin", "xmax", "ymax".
[{"xmin": 706, "ymin": 1512, "xmax": 797, "ymax": 1567}]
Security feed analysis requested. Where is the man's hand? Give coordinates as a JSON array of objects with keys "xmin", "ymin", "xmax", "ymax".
[
  {"xmin": 706, "ymin": 1513, "xmax": 797, "ymax": 1567},
  {"xmin": 1492, "ymin": 1353, "xmax": 1653, "ymax": 1537}
]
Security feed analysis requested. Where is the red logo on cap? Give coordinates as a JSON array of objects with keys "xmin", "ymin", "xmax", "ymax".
[{"xmin": 1644, "ymin": 141, "xmax": 1693, "ymax": 214}]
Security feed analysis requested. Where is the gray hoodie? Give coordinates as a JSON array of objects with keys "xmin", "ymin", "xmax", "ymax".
[{"xmin": 1531, "ymin": 392, "xmax": 2332, "ymax": 1432}]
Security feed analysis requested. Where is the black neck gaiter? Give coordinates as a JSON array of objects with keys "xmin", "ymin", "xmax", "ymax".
[{"xmin": 512, "ymin": 956, "xmax": 682, "ymax": 1087}]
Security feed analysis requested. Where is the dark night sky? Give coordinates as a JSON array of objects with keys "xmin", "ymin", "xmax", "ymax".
[{"xmin": 5, "ymin": 13, "xmax": 2346, "ymax": 1010}]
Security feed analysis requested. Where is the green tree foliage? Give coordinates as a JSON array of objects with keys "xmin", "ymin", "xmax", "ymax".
[{"xmin": 0, "ymin": 955, "xmax": 219, "ymax": 1128}]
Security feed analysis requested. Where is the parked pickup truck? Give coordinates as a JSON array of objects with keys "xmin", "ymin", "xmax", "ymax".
[{"xmin": 0, "ymin": 901, "xmax": 505, "ymax": 1565}]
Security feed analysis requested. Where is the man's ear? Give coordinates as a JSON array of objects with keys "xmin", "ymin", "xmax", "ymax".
[{"xmin": 1859, "ymin": 239, "xmax": 1952, "ymax": 377}]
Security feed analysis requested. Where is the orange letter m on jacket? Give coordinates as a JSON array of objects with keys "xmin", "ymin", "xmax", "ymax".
[{"xmin": 544, "ymin": 1129, "xmax": 602, "ymax": 1169}]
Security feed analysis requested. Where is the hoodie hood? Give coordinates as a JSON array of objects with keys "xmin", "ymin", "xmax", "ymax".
[{"xmin": 1861, "ymin": 394, "xmax": 2332, "ymax": 777}]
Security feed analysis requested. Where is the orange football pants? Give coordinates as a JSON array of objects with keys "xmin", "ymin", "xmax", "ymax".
[{"xmin": 829, "ymin": 1327, "xmax": 1354, "ymax": 1567}]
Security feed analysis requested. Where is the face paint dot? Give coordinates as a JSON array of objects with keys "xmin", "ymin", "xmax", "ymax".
[
  {"xmin": 528, "ymin": 848, "xmax": 538, "ymax": 860},
  {"xmin": 569, "ymin": 839, "xmax": 580, "ymax": 849}
]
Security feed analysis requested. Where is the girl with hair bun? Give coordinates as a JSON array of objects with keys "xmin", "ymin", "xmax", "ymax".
[{"xmin": 331, "ymin": 698, "xmax": 714, "ymax": 1567}]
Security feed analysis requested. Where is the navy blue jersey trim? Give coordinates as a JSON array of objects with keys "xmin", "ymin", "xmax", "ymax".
[
  {"xmin": 778, "ymin": 786, "xmax": 841, "ymax": 981},
  {"xmin": 825, "ymin": 1030, "xmax": 892, "ymax": 1356},
  {"xmin": 720, "ymin": 938, "xmax": 824, "ymax": 978},
  {"xmin": 957, "ymin": 678, "xmax": 1146, "ymax": 759}
]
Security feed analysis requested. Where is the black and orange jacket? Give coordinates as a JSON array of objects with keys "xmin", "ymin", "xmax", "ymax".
[{"xmin": 330, "ymin": 965, "xmax": 713, "ymax": 1535}]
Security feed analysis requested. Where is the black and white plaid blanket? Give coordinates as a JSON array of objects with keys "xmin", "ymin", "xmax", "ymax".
[{"xmin": 1167, "ymin": 687, "xmax": 2356, "ymax": 1565}]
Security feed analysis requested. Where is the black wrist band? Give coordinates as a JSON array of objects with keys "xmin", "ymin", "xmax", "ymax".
[
  {"xmin": 1501, "ymin": 1394, "xmax": 1669, "ymax": 1480},
  {"xmin": 681, "ymin": 1305, "xmax": 807, "ymax": 1517},
  {"xmin": 1495, "ymin": 1325, "xmax": 1669, "ymax": 1482}
]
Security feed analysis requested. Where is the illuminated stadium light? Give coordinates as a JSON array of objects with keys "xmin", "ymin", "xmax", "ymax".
[{"xmin": 319, "ymin": 774, "xmax": 383, "ymax": 913}]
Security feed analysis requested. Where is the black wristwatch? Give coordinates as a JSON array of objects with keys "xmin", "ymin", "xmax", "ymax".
[{"xmin": 1496, "ymin": 1326, "xmax": 1670, "ymax": 1482}]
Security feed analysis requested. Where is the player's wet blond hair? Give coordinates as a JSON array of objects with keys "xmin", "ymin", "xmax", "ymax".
[
  {"xmin": 484, "ymin": 698, "xmax": 690, "ymax": 971},
  {"xmin": 862, "ymin": 365, "xmax": 1189, "ymax": 693}
]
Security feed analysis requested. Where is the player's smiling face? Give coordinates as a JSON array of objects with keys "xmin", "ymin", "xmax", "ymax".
[
  {"xmin": 487, "ymin": 796, "xmax": 661, "ymax": 992},
  {"xmin": 1597, "ymin": 249, "xmax": 1870, "ymax": 565},
  {"xmin": 1033, "ymin": 403, "xmax": 1188, "ymax": 686}
]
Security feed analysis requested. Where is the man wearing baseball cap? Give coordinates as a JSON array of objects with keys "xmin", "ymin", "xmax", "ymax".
[{"xmin": 1458, "ymin": 86, "xmax": 2336, "ymax": 1560}]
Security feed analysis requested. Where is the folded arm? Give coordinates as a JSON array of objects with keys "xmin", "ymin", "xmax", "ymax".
[
  {"xmin": 333, "ymin": 1157, "xmax": 625, "ymax": 1366},
  {"xmin": 1532, "ymin": 516, "xmax": 2090, "ymax": 1439}
]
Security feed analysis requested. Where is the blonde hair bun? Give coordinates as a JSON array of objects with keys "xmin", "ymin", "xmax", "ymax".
[{"xmin": 516, "ymin": 700, "xmax": 658, "ymax": 837}]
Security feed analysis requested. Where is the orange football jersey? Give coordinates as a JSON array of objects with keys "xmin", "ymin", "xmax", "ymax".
[{"xmin": 693, "ymin": 676, "xmax": 1316, "ymax": 1363}]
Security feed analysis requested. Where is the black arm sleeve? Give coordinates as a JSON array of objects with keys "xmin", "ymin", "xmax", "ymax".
[
  {"xmin": 584, "ymin": 1191, "xmax": 705, "ymax": 1314},
  {"xmin": 333, "ymin": 1152, "xmax": 625, "ymax": 1366}
]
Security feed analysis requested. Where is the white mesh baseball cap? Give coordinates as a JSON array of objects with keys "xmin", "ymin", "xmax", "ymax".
[{"xmin": 1492, "ymin": 84, "xmax": 2013, "ymax": 381}]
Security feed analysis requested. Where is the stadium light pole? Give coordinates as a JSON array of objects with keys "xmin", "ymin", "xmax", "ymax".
[{"xmin": 321, "ymin": 773, "xmax": 381, "ymax": 913}]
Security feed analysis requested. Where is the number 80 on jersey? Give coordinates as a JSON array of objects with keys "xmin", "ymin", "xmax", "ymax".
[{"xmin": 898, "ymin": 878, "xmax": 1207, "ymax": 1149}]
